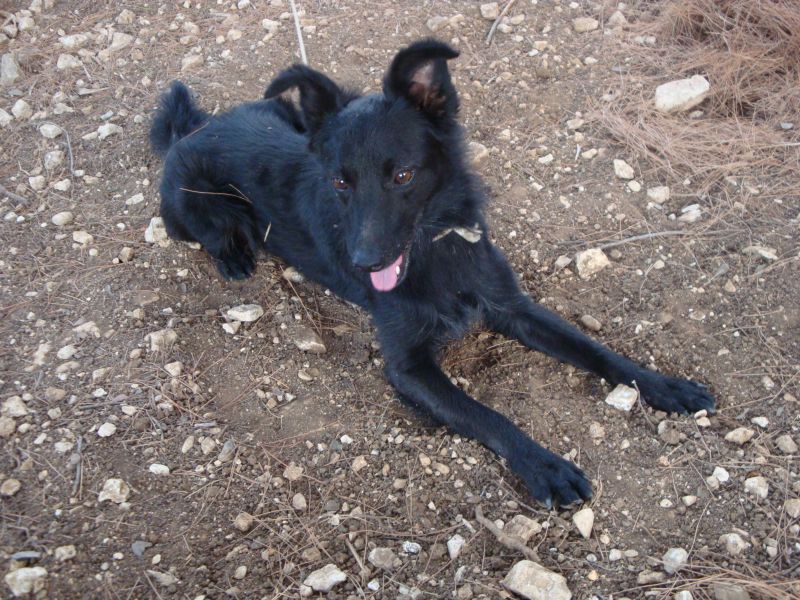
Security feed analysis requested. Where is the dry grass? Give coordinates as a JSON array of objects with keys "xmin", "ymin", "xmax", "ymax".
[
  {"xmin": 595, "ymin": 0, "xmax": 800, "ymax": 193},
  {"xmin": 647, "ymin": 562, "xmax": 800, "ymax": 600}
]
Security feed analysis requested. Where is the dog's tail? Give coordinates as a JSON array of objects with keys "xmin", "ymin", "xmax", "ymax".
[{"xmin": 150, "ymin": 81, "xmax": 208, "ymax": 157}]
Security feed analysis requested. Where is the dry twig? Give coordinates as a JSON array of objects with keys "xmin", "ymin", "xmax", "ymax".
[
  {"xmin": 0, "ymin": 183, "xmax": 31, "ymax": 205},
  {"xmin": 486, "ymin": 0, "xmax": 518, "ymax": 45},
  {"xmin": 475, "ymin": 505, "xmax": 539, "ymax": 561}
]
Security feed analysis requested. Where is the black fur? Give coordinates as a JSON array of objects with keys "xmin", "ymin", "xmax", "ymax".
[{"xmin": 151, "ymin": 40, "xmax": 716, "ymax": 507}]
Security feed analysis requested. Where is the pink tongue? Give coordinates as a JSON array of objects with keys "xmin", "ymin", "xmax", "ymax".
[{"xmin": 370, "ymin": 254, "xmax": 403, "ymax": 292}]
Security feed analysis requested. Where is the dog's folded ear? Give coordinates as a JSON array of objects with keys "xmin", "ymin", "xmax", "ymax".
[
  {"xmin": 264, "ymin": 65, "xmax": 351, "ymax": 133},
  {"xmin": 384, "ymin": 39, "xmax": 460, "ymax": 118}
]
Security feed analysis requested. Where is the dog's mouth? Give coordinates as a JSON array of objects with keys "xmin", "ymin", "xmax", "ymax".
[{"xmin": 369, "ymin": 249, "xmax": 410, "ymax": 292}]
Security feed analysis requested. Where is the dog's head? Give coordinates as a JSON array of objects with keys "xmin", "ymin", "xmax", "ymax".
[{"xmin": 265, "ymin": 40, "xmax": 461, "ymax": 292}]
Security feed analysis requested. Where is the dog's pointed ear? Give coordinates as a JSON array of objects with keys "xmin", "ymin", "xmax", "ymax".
[
  {"xmin": 264, "ymin": 65, "xmax": 349, "ymax": 132},
  {"xmin": 384, "ymin": 39, "xmax": 460, "ymax": 117}
]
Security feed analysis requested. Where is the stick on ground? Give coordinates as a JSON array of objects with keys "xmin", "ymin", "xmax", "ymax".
[{"xmin": 475, "ymin": 505, "xmax": 539, "ymax": 561}]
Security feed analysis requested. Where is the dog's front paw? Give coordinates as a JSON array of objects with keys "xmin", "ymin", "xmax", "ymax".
[
  {"xmin": 214, "ymin": 250, "xmax": 256, "ymax": 280},
  {"xmin": 639, "ymin": 373, "xmax": 715, "ymax": 415},
  {"xmin": 508, "ymin": 442, "xmax": 592, "ymax": 508}
]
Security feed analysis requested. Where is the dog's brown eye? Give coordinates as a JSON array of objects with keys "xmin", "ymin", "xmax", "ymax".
[
  {"xmin": 394, "ymin": 169, "xmax": 415, "ymax": 185},
  {"xmin": 332, "ymin": 176, "xmax": 349, "ymax": 191}
]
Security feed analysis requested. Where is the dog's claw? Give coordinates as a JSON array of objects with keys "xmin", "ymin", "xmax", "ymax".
[
  {"xmin": 509, "ymin": 442, "xmax": 592, "ymax": 508},
  {"xmin": 639, "ymin": 373, "xmax": 716, "ymax": 415},
  {"xmin": 215, "ymin": 252, "xmax": 256, "ymax": 281}
]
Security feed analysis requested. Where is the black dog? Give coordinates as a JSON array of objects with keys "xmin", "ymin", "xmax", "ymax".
[{"xmin": 150, "ymin": 40, "xmax": 715, "ymax": 507}]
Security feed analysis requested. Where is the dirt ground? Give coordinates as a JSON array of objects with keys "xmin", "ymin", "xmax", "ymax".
[{"xmin": 1, "ymin": 1, "xmax": 798, "ymax": 598}]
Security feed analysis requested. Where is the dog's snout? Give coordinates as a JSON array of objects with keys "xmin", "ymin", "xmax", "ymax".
[{"xmin": 351, "ymin": 247, "xmax": 385, "ymax": 271}]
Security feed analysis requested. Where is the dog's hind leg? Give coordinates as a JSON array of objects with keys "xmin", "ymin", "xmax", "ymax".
[
  {"xmin": 382, "ymin": 343, "xmax": 592, "ymax": 507},
  {"xmin": 161, "ymin": 183, "xmax": 259, "ymax": 280},
  {"xmin": 481, "ymin": 248, "xmax": 716, "ymax": 415}
]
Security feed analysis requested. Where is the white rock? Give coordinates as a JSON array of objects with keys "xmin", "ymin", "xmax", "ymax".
[
  {"xmin": 44, "ymin": 150, "xmax": 65, "ymax": 170},
  {"xmin": 226, "ymin": 304, "xmax": 264, "ymax": 322},
  {"xmin": 554, "ymin": 255, "xmax": 572, "ymax": 270},
  {"xmin": 302, "ymin": 564, "xmax": 347, "ymax": 593},
  {"xmin": 72, "ymin": 230, "xmax": 93, "ymax": 245},
  {"xmin": 292, "ymin": 492, "xmax": 307, "ymax": 511},
  {"xmin": 1, "ymin": 53, "xmax": 21, "ymax": 87},
  {"xmin": 775, "ymin": 434, "xmax": 798, "ymax": 454},
  {"xmin": 674, "ymin": 592, "xmax": 694, "ymax": 600},
  {"xmin": 628, "ymin": 180, "xmax": 642, "ymax": 192},
  {"xmin": 572, "ymin": 507, "xmax": 594, "ymax": 539},
  {"xmin": 53, "ymin": 179, "xmax": 71, "ymax": 192},
  {"xmin": 149, "ymin": 463, "xmax": 170, "ymax": 475},
  {"xmin": 575, "ymin": 248, "xmax": 610, "ymax": 279},
  {"xmin": 724, "ymin": 427, "xmax": 754, "ymax": 445},
  {"xmin": 501, "ymin": 560, "xmax": 572, "ymax": 600},
  {"xmin": 785, "ymin": 498, "xmax": 800, "ymax": 519},
  {"xmin": 116, "ymin": 9, "xmax": 135, "ymax": 24},
  {"xmin": 447, "ymin": 534, "xmax": 465, "ymax": 559},
  {"xmin": 426, "ymin": 16, "xmax": 449, "ymax": 33},
  {"xmin": 108, "ymin": 32, "xmax": 134, "ymax": 52},
  {"xmin": 351, "ymin": 455, "xmax": 368, "ymax": 472},
  {"xmin": 97, "ymin": 422, "xmax": 117, "ymax": 437},
  {"xmin": 262, "ymin": 19, "xmax": 280, "ymax": 34},
  {"xmin": 607, "ymin": 10, "xmax": 627, "ymax": 27},
  {"xmin": 144, "ymin": 216, "xmax": 168, "ymax": 243},
  {"xmin": 283, "ymin": 462, "xmax": 303, "ymax": 481},
  {"xmin": 566, "ymin": 118, "xmax": 584, "ymax": 130},
  {"xmin": 368, "ymin": 547, "xmax": 401, "ymax": 571},
  {"xmin": 572, "ymin": 17, "xmax": 599, "ymax": 33},
  {"xmin": 741, "ymin": 245, "xmax": 777, "ymax": 261},
  {"xmin": 4, "ymin": 567, "xmax": 48, "ymax": 597},
  {"xmin": 711, "ymin": 466, "xmax": 730, "ymax": 483},
  {"xmin": 613, "ymin": 159, "xmax": 635, "ymax": 179},
  {"xmin": 468, "ymin": 141, "xmax": 490, "ymax": 167},
  {"xmin": 750, "ymin": 416, "xmax": 768, "ymax": 428},
  {"xmin": 480, "ymin": 3, "xmax": 500, "ymax": 20},
  {"xmin": 181, "ymin": 54, "xmax": 204, "ymax": 72},
  {"xmin": 97, "ymin": 123, "xmax": 123, "ymax": 140},
  {"xmin": 678, "ymin": 204, "xmax": 702, "ymax": 223},
  {"xmin": 505, "ymin": 515, "xmax": 542, "ymax": 543},
  {"xmin": 98, "ymin": 478, "xmax": 130, "ymax": 503},
  {"xmin": 1, "ymin": 478, "xmax": 21, "ymax": 496},
  {"xmin": 605, "ymin": 384, "xmax": 638, "ymax": 411},
  {"xmin": 655, "ymin": 76, "xmax": 710, "ymax": 113},
  {"xmin": 146, "ymin": 570, "xmax": 178, "ymax": 587},
  {"xmin": 2, "ymin": 396, "xmax": 29, "ymax": 417},
  {"xmin": 718, "ymin": 532, "xmax": 750, "ymax": 556},
  {"xmin": 743, "ymin": 476, "xmax": 768, "ymax": 500},
  {"xmin": 0, "ymin": 108, "xmax": 12, "ymax": 127},
  {"xmin": 40, "ymin": 123, "xmax": 62, "ymax": 138},
  {"xmin": 662, "ymin": 547, "xmax": 688, "ymax": 574},
  {"xmin": 233, "ymin": 512, "xmax": 254, "ymax": 531},
  {"xmin": 291, "ymin": 326, "xmax": 326, "ymax": 353},
  {"xmin": 164, "ymin": 361, "xmax": 183, "ymax": 377},
  {"xmin": 712, "ymin": 583, "xmax": 751, "ymax": 600},
  {"xmin": 59, "ymin": 33, "xmax": 89, "ymax": 50},
  {"xmin": 54, "ymin": 545, "xmax": 76, "ymax": 561},
  {"xmin": 146, "ymin": 328, "xmax": 177, "ymax": 353},
  {"xmin": 11, "ymin": 99, "xmax": 32, "ymax": 120},
  {"xmin": 126, "ymin": 192, "xmax": 144, "ymax": 205},
  {"xmin": 28, "ymin": 176, "xmax": 46, "ymax": 191},
  {"xmin": 0, "ymin": 416, "xmax": 16, "ymax": 438},
  {"xmin": 647, "ymin": 186, "xmax": 671, "ymax": 204},
  {"xmin": 56, "ymin": 53, "xmax": 82, "ymax": 70}
]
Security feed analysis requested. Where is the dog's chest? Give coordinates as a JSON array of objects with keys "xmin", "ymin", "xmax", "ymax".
[{"xmin": 431, "ymin": 288, "xmax": 483, "ymax": 343}]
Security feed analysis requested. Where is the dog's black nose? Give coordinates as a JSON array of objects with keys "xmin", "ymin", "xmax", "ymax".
[{"xmin": 351, "ymin": 248, "xmax": 383, "ymax": 271}]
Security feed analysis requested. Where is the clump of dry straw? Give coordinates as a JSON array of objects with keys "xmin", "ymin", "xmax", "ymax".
[{"xmin": 596, "ymin": 0, "xmax": 800, "ymax": 194}]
